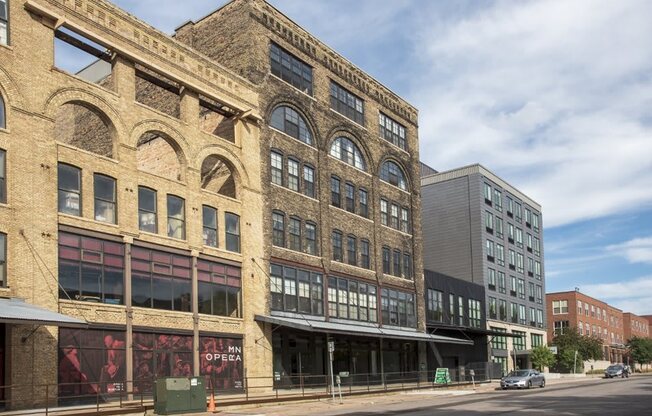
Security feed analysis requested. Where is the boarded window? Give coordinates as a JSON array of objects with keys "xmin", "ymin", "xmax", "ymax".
[
  {"xmin": 201, "ymin": 155, "xmax": 236, "ymax": 199},
  {"xmin": 137, "ymin": 132, "xmax": 182, "ymax": 181},
  {"xmin": 55, "ymin": 103, "xmax": 113, "ymax": 158}
]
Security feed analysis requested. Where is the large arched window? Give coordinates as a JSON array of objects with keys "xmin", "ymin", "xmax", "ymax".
[
  {"xmin": 137, "ymin": 132, "xmax": 183, "ymax": 181},
  {"xmin": 201, "ymin": 155, "xmax": 237, "ymax": 199},
  {"xmin": 380, "ymin": 160, "xmax": 408, "ymax": 191},
  {"xmin": 330, "ymin": 137, "xmax": 366, "ymax": 171},
  {"xmin": 270, "ymin": 106, "xmax": 312, "ymax": 145},
  {"xmin": 0, "ymin": 94, "xmax": 5, "ymax": 129}
]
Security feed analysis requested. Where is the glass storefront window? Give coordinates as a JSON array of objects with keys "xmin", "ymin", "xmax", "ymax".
[
  {"xmin": 197, "ymin": 259, "xmax": 242, "ymax": 318},
  {"xmin": 270, "ymin": 263, "xmax": 323, "ymax": 316},
  {"xmin": 133, "ymin": 332, "xmax": 193, "ymax": 394}
]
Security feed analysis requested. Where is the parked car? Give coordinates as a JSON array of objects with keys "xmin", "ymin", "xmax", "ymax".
[
  {"xmin": 604, "ymin": 364, "xmax": 627, "ymax": 378},
  {"xmin": 500, "ymin": 369, "xmax": 546, "ymax": 389}
]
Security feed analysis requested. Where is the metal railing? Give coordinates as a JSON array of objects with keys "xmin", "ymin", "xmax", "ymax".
[{"xmin": 0, "ymin": 367, "xmax": 491, "ymax": 415}]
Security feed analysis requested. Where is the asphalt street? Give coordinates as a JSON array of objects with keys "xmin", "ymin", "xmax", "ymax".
[{"xmin": 223, "ymin": 376, "xmax": 652, "ymax": 416}]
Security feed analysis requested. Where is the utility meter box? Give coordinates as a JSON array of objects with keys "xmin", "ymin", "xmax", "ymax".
[{"xmin": 154, "ymin": 377, "xmax": 206, "ymax": 415}]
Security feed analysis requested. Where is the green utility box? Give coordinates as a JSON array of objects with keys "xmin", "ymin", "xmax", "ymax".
[{"xmin": 154, "ymin": 377, "xmax": 206, "ymax": 415}]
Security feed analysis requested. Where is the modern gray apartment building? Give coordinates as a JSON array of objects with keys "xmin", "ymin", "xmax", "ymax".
[{"xmin": 421, "ymin": 164, "xmax": 547, "ymax": 373}]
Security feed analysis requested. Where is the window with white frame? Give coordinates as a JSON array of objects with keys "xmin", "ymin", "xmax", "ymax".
[
  {"xmin": 330, "ymin": 137, "xmax": 366, "ymax": 170},
  {"xmin": 552, "ymin": 300, "xmax": 568, "ymax": 314}
]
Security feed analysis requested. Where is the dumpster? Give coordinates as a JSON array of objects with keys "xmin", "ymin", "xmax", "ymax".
[{"xmin": 154, "ymin": 377, "xmax": 206, "ymax": 415}]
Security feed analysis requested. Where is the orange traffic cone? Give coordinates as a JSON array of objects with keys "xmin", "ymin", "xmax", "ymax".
[{"xmin": 208, "ymin": 391, "xmax": 216, "ymax": 412}]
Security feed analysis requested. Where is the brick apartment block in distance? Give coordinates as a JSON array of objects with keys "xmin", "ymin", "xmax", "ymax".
[
  {"xmin": 547, "ymin": 290, "xmax": 627, "ymax": 363},
  {"xmin": 421, "ymin": 164, "xmax": 547, "ymax": 374},
  {"xmin": 0, "ymin": 0, "xmax": 473, "ymax": 410},
  {"xmin": 623, "ymin": 312, "xmax": 650, "ymax": 341}
]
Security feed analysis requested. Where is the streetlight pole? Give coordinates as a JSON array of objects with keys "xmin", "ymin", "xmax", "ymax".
[{"xmin": 573, "ymin": 350, "xmax": 578, "ymax": 374}]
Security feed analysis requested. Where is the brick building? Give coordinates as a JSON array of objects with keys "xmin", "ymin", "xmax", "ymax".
[
  {"xmin": 546, "ymin": 290, "xmax": 626, "ymax": 363},
  {"xmin": 623, "ymin": 312, "xmax": 650, "ymax": 341},
  {"xmin": 0, "ymin": 0, "xmax": 472, "ymax": 410},
  {"xmin": 173, "ymin": 0, "xmax": 470, "ymax": 383}
]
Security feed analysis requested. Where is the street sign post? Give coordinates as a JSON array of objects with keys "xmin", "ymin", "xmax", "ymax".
[{"xmin": 328, "ymin": 341, "xmax": 335, "ymax": 401}]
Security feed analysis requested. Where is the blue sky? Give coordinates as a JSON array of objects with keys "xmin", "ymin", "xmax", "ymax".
[{"xmin": 106, "ymin": 0, "xmax": 652, "ymax": 314}]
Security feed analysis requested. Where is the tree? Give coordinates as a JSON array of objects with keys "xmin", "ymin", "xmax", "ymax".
[
  {"xmin": 530, "ymin": 346, "xmax": 555, "ymax": 371},
  {"xmin": 552, "ymin": 328, "xmax": 604, "ymax": 373},
  {"xmin": 627, "ymin": 337, "xmax": 652, "ymax": 367}
]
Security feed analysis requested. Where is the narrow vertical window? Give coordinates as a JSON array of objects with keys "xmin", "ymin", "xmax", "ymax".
[
  {"xmin": 0, "ymin": 94, "xmax": 5, "ymax": 129},
  {"xmin": 225, "ymin": 212, "xmax": 240, "ymax": 252},
  {"xmin": 331, "ymin": 176, "xmax": 341, "ymax": 207},
  {"xmin": 400, "ymin": 208, "xmax": 410, "ymax": 233},
  {"xmin": 380, "ymin": 199, "xmax": 388, "ymax": 225},
  {"xmin": 392, "ymin": 249, "xmax": 401, "ymax": 277},
  {"xmin": 93, "ymin": 174, "xmax": 116, "ymax": 224},
  {"xmin": 331, "ymin": 230, "xmax": 342, "ymax": 262},
  {"xmin": 0, "ymin": 149, "xmax": 5, "ymax": 203},
  {"xmin": 346, "ymin": 235, "xmax": 357, "ymax": 266},
  {"xmin": 0, "ymin": 0, "xmax": 7, "ymax": 46},
  {"xmin": 360, "ymin": 239, "xmax": 370, "ymax": 269},
  {"xmin": 58, "ymin": 164, "xmax": 81, "ymax": 216},
  {"xmin": 483, "ymin": 183, "xmax": 492, "ymax": 204},
  {"xmin": 358, "ymin": 188, "xmax": 368, "ymax": 218},
  {"xmin": 289, "ymin": 217, "xmax": 301, "ymax": 251},
  {"xmin": 202, "ymin": 205, "xmax": 218, "ymax": 247},
  {"xmin": 167, "ymin": 195, "xmax": 185, "ymax": 239},
  {"xmin": 403, "ymin": 252, "xmax": 412, "ymax": 279},
  {"xmin": 287, "ymin": 159, "xmax": 299, "ymax": 192},
  {"xmin": 0, "ymin": 232, "xmax": 5, "ymax": 287},
  {"xmin": 138, "ymin": 186, "xmax": 157, "ymax": 233},
  {"xmin": 270, "ymin": 151, "xmax": 283, "ymax": 185},
  {"xmin": 382, "ymin": 247, "xmax": 390, "ymax": 274},
  {"xmin": 272, "ymin": 211, "xmax": 285, "ymax": 247},
  {"xmin": 390, "ymin": 204, "xmax": 399, "ymax": 229},
  {"xmin": 303, "ymin": 165, "xmax": 315, "ymax": 198},
  {"xmin": 305, "ymin": 222, "xmax": 317, "ymax": 255},
  {"xmin": 345, "ymin": 183, "xmax": 355, "ymax": 213}
]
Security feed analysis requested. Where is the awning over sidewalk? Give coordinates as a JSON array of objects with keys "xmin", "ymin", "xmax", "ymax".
[
  {"xmin": 428, "ymin": 325, "xmax": 525, "ymax": 338},
  {"xmin": 255, "ymin": 314, "xmax": 473, "ymax": 345},
  {"xmin": 0, "ymin": 298, "xmax": 88, "ymax": 328}
]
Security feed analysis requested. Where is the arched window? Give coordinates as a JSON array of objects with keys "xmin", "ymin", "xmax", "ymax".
[
  {"xmin": 201, "ymin": 155, "xmax": 237, "ymax": 199},
  {"xmin": 55, "ymin": 102, "xmax": 113, "ymax": 157},
  {"xmin": 0, "ymin": 94, "xmax": 5, "ymax": 129},
  {"xmin": 137, "ymin": 132, "xmax": 183, "ymax": 182},
  {"xmin": 380, "ymin": 161, "xmax": 408, "ymax": 190},
  {"xmin": 330, "ymin": 137, "xmax": 366, "ymax": 171},
  {"xmin": 270, "ymin": 106, "xmax": 312, "ymax": 145}
]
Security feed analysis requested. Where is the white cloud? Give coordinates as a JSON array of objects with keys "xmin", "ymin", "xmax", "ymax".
[
  {"xmin": 607, "ymin": 237, "xmax": 652, "ymax": 264},
  {"xmin": 412, "ymin": 0, "xmax": 652, "ymax": 227},
  {"xmin": 582, "ymin": 276, "xmax": 652, "ymax": 315}
]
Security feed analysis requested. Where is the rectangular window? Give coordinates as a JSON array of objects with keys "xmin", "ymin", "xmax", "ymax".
[
  {"xmin": 380, "ymin": 199, "xmax": 388, "ymax": 225},
  {"xmin": 270, "ymin": 151, "xmax": 283, "ymax": 185},
  {"xmin": 131, "ymin": 246, "xmax": 191, "ymax": 311},
  {"xmin": 287, "ymin": 159, "xmax": 299, "ymax": 192},
  {"xmin": 202, "ymin": 205, "xmax": 218, "ymax": 247},
  {"xmin": 518, "ymin": 278, "xmax": 525, "ymax": 299},
  {"xmin": 533, "ymin": 212, "xmax": 540, "ymax": 231},
  {"xmin": 528, "ymin": 257, "xmax": 534, "ymax": 276},
  {"xmin": 270, "ymin": 42, "xmax": 313, "ymax": 95},
  {"xmin": 552, "ymin": 300, "xmax": 568, "ymax": 314},
  {"xmin": 506, "ymin": 196, "xmax": 514, "ymax": 217},
  {"xmin": 58, "ymin": 164, "xmax": 81, "ymax": 216},
  {"xmin": 493, "ymin": 189, "xmax": 502, "ymax": 211},
  {"xmin": 0, "ymin": 149, "xmax": 5, "ymax": 203},
  {"xmin": 138, "ymin": 186, "xmax": 157, "ymax": 233},
  {"xmin": 531, "ymin": 334, "xmax": 543, "ymax": 348},
  {"xmin": 327, "ymin": 276, "xmax": 377, "ymax": 322},
  {"xmin": 449, "ymin": 294, "xmax": 455, "ymax": 324},
  {"xmin": 510, "ymin": 303, "xmax": 518, "ymax": 323},
  {"xmin": 496, "ymin": 244, "xmax": 505, "ymax": 266},
  {"xmin": 554, "ymin": 320, "xmax": 569, "ymax": 335},
  {"xmin": 510, "ymin": 275, "xmax": 517, "ymax": 297},
  {"xmin": 272, "ymin": 211, "xmax": 285, "ymax": 247},
  {"xmin": 401, "ymin": 208, "xmax": 410, "ymax": 233},
  {"xmin": 358, "ymin": 189, "xmax": 368, "ymax": 218},
  {"xmin": 577, "ymin": 300, "xmax": 582, "ymax": 314},
  {"xmin": 331, "ymin": 176, "xmax": 341, "ymax": 208},
  {"xmin": 485, "ymin": 210, "xmax": 494, "ymax": 232},
  {"xmin": 379, "ymin": 112, "xmax": 407, "ymax": 150},
  {"xmin": 484, "ymin": 183, "xmax": 492, "ymax": 204},
  {"xmin": 332, "ymin": 231, "xmax": 342, "ymax": 262},
  {"xmin": 458, "ymin": 295, "xmax": 465, "ymax": 326},
  {"xmin": 347, "ymin": 235, "xmax": 357, "ymax": 266},
  {"xmin": 534, "ymin": 237, "xmax": 541, "ymax": 256},
  {"xmin": 167, "ymin": 195, "xmax": 185, "ymax": 239},
  {"xmin": 528, "ymin": 281, "xmax": 535, "ymax": 302},
  {"xmin": 289, "ymin": 217, "xmax": 302, "ymax": 251},
  {"xmin": 0, "ymin": 0, "xmax": 8, "ymax": 46},
  {"xmin": 499, "ymin": 299, "xmax": 507, "ymax": 321},
  {"xmin": 535, "ymin": 260, "xmax": 542, "ymax": 279},
  {"xmin": 381, "ymin": 288, "xmax": 416, "ymax": 328},
  {"xmin": 93, "ymin": 174, "xmax": 116, "ymax": 224},
  {"xmin": 270, "ymin": 264, "xmax": 323, "ymax": 315},
  {"xmin": 495, "ymin": 216, "xmax": 503, "ymax": 238},
  {"xmin": 517, "ymin": 253, "xmax": 524, "ymax": 274},
  {"xmin": 305, "ymin": 222, "xmax": 317, "ymax": 255},
  {"xmin": 490, "ymin": 327, "xmax": 507, "ymax": 350},
  {"xmin": 427, "ymin": 289, "xmax": 444, "ymax": 322},
  {"xmin": 527, "ymin": 233, "xmax": 533, "ymax": 252},
  {"xmin": 382, "ymin": 247, "xmax": 390, "ymax": 274},
  {"xmin": 0, "ymin": 232, "xmax": 5, "ymax": 287},
  {"xmin": 497, "ymin": 271, "xmax": 506, "ymax": 294},
  {"xmin": 508, "ymin": 223, "xmax": 515, "ymax": 242},
  {"xmin": 519, "ymin": 304, "xmax": 526, "ymax": 325},
  {"xmin": 468, "ymin": 299, "xmax": 481, "ymax": 327},
  {"xmin": 486, "ymin": 239, "xmax": 495, "ymax": 260},
  {"xmin": 403, "ymin": 252, "xmax": 412, "ymax": 279},
  {"xmin": 197, "ymin": 259, "xmax": 242, "ymax": 317},
  {"xmin": 303, "ymin": 165, "xmax": 315, "ymax": 198},
  {"xmin": 390, "ymin": 204, "xmax": 399, "ymax": 229},
  {"xmin": 514, "ymin": 202, "xmax": 522, "ymax": 222},
  {"xmin": 516, "ymin": 227, "xmax": 523, "ymax": 248},
  {"xmin": 489, "ymin": 297, "xmax": 497, "ymax": 319},
  {"xmin": 525, "ymin": 207, "xmax": 532, "ymax": 227},
  {"xmin": 509, "ymin": 249, "xmax": 516, "ymax": 270},
  {"xmin": 488, "ymin": 268, "xmax": 496, "ymax": 290},
  {"xmin": 392, "ymin": 250, "xmax": 401, "ymax": 277},
  {"xmin": 513, "ymin": 331, "xmax": 526, "ymax": 350},
  {"xmin": 225, "ymin": 212, "xmax": 240, "ymax": 252},
  {"xmin": 345, "ymin": 183, "xmax": 355, "ymax": 212},
  {"xmin": 360, "ymin": 239, "xmax": 370, "ymax": 269},
  {"xmin": 330, "ymin": 81, "xmax": 364, "ymax": 125}
]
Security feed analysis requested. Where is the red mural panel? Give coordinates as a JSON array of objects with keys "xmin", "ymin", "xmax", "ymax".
[{"xmin": 199, "ymin": 336, "xmax": 244, "ymax": 391}]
